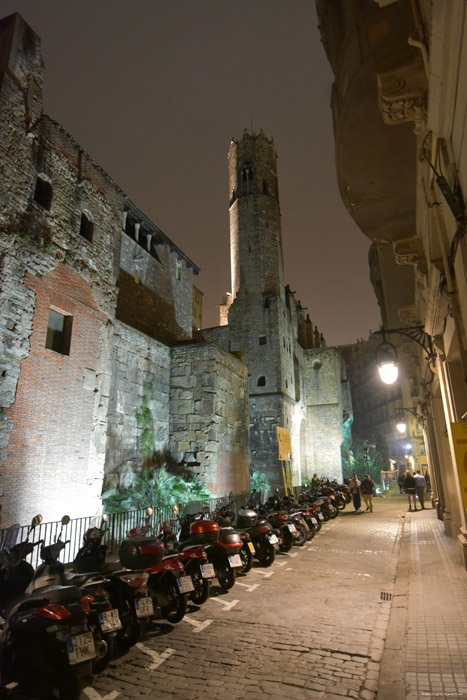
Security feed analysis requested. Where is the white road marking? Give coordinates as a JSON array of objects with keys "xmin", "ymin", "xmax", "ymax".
[
  {"xmin": 235, "ymin": 582, "xmax": 259, "ymax": 592},
  {"xmin": 82, "ymin": 689, "xmax": 121, "ymax": 700},
  {"xmin": 210, "ymin": 597, "xmax": 239, "ymax": 610},
  {"xmin": 183, "ymin": 617, "xmax": 213, "ymax": 632},
  {"xmin": 135, "ymin": 643, "xmax": 175, "ymax": 670}
]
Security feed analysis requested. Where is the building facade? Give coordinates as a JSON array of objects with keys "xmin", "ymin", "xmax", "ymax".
[
  {"xmin": 0, "ymin": 13, "xmax": 250, "ymax": 527},
  {"xmin": 317, "ymin": 0, "xmax": 467, "ymax": 567}
]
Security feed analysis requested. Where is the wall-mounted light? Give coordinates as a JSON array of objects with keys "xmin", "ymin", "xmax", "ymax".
[
  {"xmin": 396, "ymin": 420, "xmax": 407, "ymax": 434},
  {"xmin": 376, "ymin": 340, "xmax": 399, "ymax": 384}
]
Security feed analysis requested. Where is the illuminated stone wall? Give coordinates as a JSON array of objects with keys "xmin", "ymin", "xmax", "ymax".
[{"xmin": 169, "ymin": 343, "xmax": 250, "ymax": 496}]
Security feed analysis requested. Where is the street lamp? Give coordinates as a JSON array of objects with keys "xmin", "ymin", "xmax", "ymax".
[
  {"xmin": 376, "ymin": 340, "xmax": 399, "ymax": 384},
  {"xmin": 396, "ymin": 419, "xmax": 407, "ymax": 434},
  {"xmin": 375, "ymin": 326, "xmax": 436, "ymax": 385}
]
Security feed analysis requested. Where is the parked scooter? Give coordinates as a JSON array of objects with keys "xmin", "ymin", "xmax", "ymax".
[
  {"xmin": 31, "ymin": 515, "xmax": 118, "ymax": 674},
  {"xmin": 124, "ymin": 511, "xmax": 193, "ymax": 623},
  {"xmin": 210, "ymin": 502, "xmax": 256, "ymax": 573},
  {"xmin": 0, "ymin": 515, "xmax": 95, "ymax": 699},
  {"xmin": 72, "ymin": 514, "xmax": 153, "ymax": 649},
  {"xmin": 179, "ymin": 512, "xmax": 244, "ymax": 588},
  {"xmin": 159, "ymin": 518, "xmax": 215, "ymax": 605}
]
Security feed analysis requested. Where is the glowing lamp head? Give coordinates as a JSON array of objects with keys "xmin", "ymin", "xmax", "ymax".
[
  {"xmin": 396, "ymin": 420, "xmax": 407, "ymax": 434},
  {"xmin": 376, "ymin": 340, "xmax": 399, "ymax": 384}
]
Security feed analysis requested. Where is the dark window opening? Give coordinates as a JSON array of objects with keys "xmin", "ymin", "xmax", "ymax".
[
  {"xmin": 45, "ymin": 309, "xmax": 72, "ymax": 355},
  {"xmin": 263, "ymin": 180, "xmax": 268, "ymax": 195},
  {"xmin": 79, "ymin": 213, "xmax": 93, "ymax": 242},
  {"xmin": 257, "ymin": 376, "xmax": 266, "ymax": 387},
  {"xmin": 259, "ymin": 335, "xmax": 267, "ymax": 345},
  {"xmin": 264, "ymin": 298, "xmax": 270, "ymax": 309},
  {"xmin": 34, "ymin": 177, "xmax": 53, "ymax": 210}
]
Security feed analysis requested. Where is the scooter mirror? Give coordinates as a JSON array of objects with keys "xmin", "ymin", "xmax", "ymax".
[
  {"xmin": 61, "ymin": 515, "xmax": 71, "ymax": 525},
  {"xmin": 173, "ymin": 504, "xmax": 179, "ymax": 515},
  {"xmin": 146, "ymin": 507, "xmax": 153, "ymax": 516},
  {"xmin": 203, "ymin": 506, "xmax": 210, "ymax": 514},
  {"xmin": 31, "ymin": 514, "xmax": 43, "ymax": 528},
  {"xmin": 102, "ymin": 513, "xmax": 110, "ymax": 522},
  {"xmin": 219, "ymin": 498, "xmax": 224, "ymax": 504}
]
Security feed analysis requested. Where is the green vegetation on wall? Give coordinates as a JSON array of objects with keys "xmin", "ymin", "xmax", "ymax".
[{"xmin": 101, "ymin": 465, "xmax": 212, "ymax": 513}]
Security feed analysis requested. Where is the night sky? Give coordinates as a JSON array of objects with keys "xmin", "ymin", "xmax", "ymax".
[{"xmin": 2, "ymin": 1, "xmax": 380, "ymax": 346}]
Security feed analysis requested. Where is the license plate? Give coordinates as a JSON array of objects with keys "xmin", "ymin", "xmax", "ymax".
[
  {"xmin": 318, "ymin": 513, "xmax": 324, "ymax": 520},
  {"xmin": 135, "ymin": 596, "xmax": 154, "ymax": 618},
  {"xmin": 310, "ymin": 517, "xmax": 317, "ymax": 524},
  {"xmin": 228, "ymin": 554, "xmax": 242, "ymax": 568},
  {"xmin": 67, "ymin": 631, "xmax": 96, "ymax": 665},
  {"xmin": 287, "ymin": 523, "xmax": 297, "ymax": 533},
  {"xmin": 200, "ymin": 563, "xmax": 215, "ymax": 578},
  {"xmin": 177, "ymin": 576, "xmax": 195, "ymax": 593},
  {"xmin": 99, "ymin": 608, "xmax": 122, "ymax": 632},
  {"xmin": 268, "ymin": 534, "xmax": 279, "ymax": 545},
  {"xmin": 247, "ymin": 541, "xmax": 255, "ymax": 553}
]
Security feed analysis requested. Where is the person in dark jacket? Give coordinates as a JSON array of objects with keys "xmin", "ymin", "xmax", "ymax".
[
  {"xmin": 360, "ymin": 474, "xmax": 375, "ymax": 512},
  {"xmin": 404, "ymin": 470, "xmax": 417, "ymax": 511},
  {"xmin": 348, "ymin": 474, "xmax": 361, "ymax": 512}
]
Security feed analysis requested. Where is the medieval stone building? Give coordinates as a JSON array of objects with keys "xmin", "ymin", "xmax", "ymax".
[
  {"xmin": 0, "ymin": 13, "xmax": 350, "ymax": 528},
  {"xmin": 204, "ymin": 131, "xmax": 351, "ymax": 489}
]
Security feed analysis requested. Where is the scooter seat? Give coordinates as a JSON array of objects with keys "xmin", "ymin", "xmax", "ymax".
[{"xmin": 8, "ymin": 584, "xmax": 82, "ymax": 617}]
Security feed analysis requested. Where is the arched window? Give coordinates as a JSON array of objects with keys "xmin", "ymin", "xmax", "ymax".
[
  {"xmin": 257, "ymin": 376, "xmax": 266, "ymax": 387},
  {"xmin": 79, "ymin": 211, "xmax": 94, "ymax": 242}
]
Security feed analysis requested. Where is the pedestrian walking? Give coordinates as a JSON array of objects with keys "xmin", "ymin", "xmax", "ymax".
[
  {"xmin": 404, "ymin": 469, "xmax": 417, "ymax": 511},
  {"xmin": 414, "ymin": 470, "xmax": 426, "ymax": 509},
  {"xmin": 348, "ymin": 474, "xmax": 361, "ymax": 512},
  {"xmin": 360, "ymin": 474, "xmax": 375, "ymax": 512},
  {"xmin": 397, "ymin": 471, "xmax": 405, "ymax": 494}
]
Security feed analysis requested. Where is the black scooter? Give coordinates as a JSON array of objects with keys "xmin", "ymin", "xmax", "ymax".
[{"xmin": 0, "ymin": 515, "xmax": 95, "ymax": 699}]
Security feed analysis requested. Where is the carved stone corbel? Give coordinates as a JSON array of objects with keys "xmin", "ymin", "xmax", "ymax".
[{"xmin": 377, "ymin": 57, "xmax": 427, "ymax": 133}]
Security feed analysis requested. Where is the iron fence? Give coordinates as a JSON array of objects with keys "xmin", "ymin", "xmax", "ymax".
[{"xmin": 0, "ymin": 491, "xmax": 258, "ymax": 569}]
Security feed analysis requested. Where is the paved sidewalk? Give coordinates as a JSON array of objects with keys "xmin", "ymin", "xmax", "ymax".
[{"xmin": 378, "ymin": 492, "xmax": 467, "ymax": 700}]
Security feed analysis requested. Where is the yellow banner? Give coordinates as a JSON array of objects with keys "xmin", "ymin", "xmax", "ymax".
[
  {"xmin": 450, "ymin": 422, "xmax": 467, "ymax": 512},
  {"xmin": 277, "ymin": 427, "xmax": 292, "ymax": 461}
]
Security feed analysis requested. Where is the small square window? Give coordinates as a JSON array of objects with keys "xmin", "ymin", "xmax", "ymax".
[
  {"xmin": 79, "ymin": 213, "xmax": 94, "ymax": 242},
  {"xmin": 34, "ymin": 176, "xmax": 53, "ymax": 210},
  {"xmin": 45, "ymin": 309, "xmax": 72, "ymax": 355},
  {"xmin": 259, "ymin": 335, "xmax": 267, "ymax": 345}
]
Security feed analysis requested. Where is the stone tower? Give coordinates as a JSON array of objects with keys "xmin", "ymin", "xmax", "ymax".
[
  {"xmin": 204, "ymin": 130, "xmax": 348, "ymax": 489},
  {"xmin": 227, "ymin": 130, "xmax": 300, "ymax": 483}
]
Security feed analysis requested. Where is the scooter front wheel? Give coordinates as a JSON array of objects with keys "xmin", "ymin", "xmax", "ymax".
[{"xmin": 216, "ymin": 564, "xmax": 236, "ymax": 590}]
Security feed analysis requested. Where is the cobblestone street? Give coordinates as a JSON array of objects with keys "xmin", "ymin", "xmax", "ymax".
[{"xmin": 82, "ymin": 495, "xmax": 403, "ymax": 700}]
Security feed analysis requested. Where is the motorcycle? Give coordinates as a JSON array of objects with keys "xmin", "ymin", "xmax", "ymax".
[
  {"xmin": 159, "ymin": 519, "xmax": 215, "ymax": 605},
  {"xmin": 209, "ymin": 502, "xmax": 256, "ymax": 573},
  {"xmin": 31, "ymin": 515, "xmax": 118, "ymax": 675},
  {"xmin": 0, "ymin": 515, "xmax": 95, "ymax": 699},
  {"xmin": 123, "ymin": 513, "xmax": 193, "ymax": 623},
  {"xmin": 72, "ymin": 514, "xmax": 152, "ymax": 650},
  {"xmin": 179, "ymin": 512, "xmax": 244, "ymax": 589}
]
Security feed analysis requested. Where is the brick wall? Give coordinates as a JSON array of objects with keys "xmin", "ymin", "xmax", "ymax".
[{"xmin": 3, "ymin": 264, "xmax": 108, "ymax": 524}]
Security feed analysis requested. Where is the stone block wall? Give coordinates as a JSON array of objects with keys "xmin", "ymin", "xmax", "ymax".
[
  {"xmin": 169, "ymin": 343, "xmax": 250, "ymax": 496},
  {"xmin": 302, "ymin": 347, "xmax": 345, "ymax": 481},
  {"xmin": 104, "ymin": 322, "xmax": 171, "ymax": 489}
]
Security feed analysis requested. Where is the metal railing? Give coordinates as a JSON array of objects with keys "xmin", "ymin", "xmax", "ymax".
[{"xmin": 0, "ymin": 492, "xmax": 255, "ymax": 569}]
